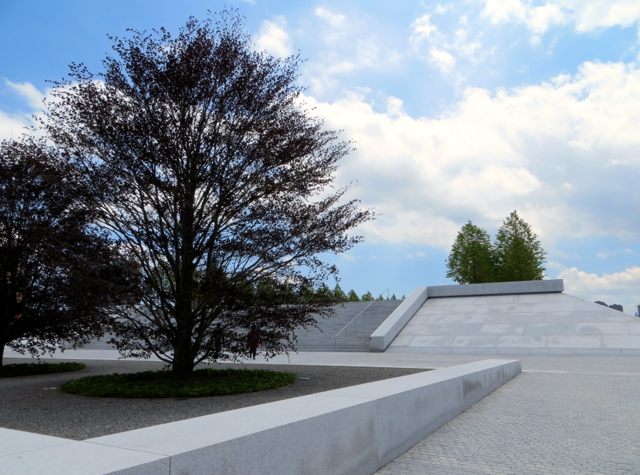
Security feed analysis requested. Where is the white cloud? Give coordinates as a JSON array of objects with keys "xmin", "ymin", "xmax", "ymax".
[
  {"xmin": 570, "ymin": 0, "xmax": 640, "ymax": 33},
  {"xmin": 304, "ymin": 16, "xmax": 401, "ymax": 97},
  {"xmin": 5, "ymin": 79, "xmax": 45, "ymax": 109},
  {"xmin": 304, "ymin": 60, "xmax": 640, "ymax": 249},
  {"xmin": 481, "ymin": 0, "xmax": 640, "ymax": 38},
  {"xmin": 596, "ymin": 249, "xmax": 633, "ymax": 259},
  {"xmin": 255, "ymin": 17, "xmax": 292, "ymax": 58},
  {"xmin": 315, "ymin": 7, "xmax": 346, "ymax": 28},
  {"xmin": 556, "ymin": 265, "xmax": 640, "ymax": 314},
  {"xmin": 429, "ymin": 47, "xmax": 456, "ymax": 72},
  {"xmin": 0, "ymin": 80, "xmax": 48, "ymax": 140},
  {"xmin": 410, "ymin": 13, "xmax": 485, "ymax": 71},
  {"xmin": 411, "ymin": 14, "xmax": 437, "ymax": 45},
  {"xmin": 0, "ymin": 110, "xmax": 33, "ymax": 141},
  {"xmin": 301, "ymin": 6, "xmax": 403, "ymax": 96},
  {"xmin": 386, "ymin": 96, "xmax": 405, "ymax": 117}
]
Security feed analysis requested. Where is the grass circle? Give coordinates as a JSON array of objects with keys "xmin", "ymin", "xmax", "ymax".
[
  {"xmin": 0, "ymin": 362, "xmax": 86, "ymax": 378},
  {"xmin": 60, "ymin": 368, "xmax": 296, "ymax": 398}
]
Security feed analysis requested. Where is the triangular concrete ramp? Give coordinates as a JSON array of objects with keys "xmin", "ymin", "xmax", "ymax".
[{"xmin": 386, "ymin": 290, "xmax": 640, "ymax": 356}]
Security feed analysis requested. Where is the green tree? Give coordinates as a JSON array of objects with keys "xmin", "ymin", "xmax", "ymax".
[
  {"xmin": 314, "ymin": 283, "xmax": 334, "ymax": 302},
  {"xmin": 390, "ymin": 294, "xmax": 397, "ymax": 300},
  {"xmin": 494, "ymin": 211, "xmax": 546, "ymax": 282},
  {"xmin": 361, "ymin": 291, "xmax": 374, "ymax": 301},
  {"xmin": 347, "ymin": 290, "xmax": 360, "ymax": 302},
  {"xmin": 44, "ymin": 12, "xmax": 371, "ymax": 379},
  {"xmin": 332, "ymin": 284, "xmax": 348, "ymax": 302},
  {"xmin": 445, "ymin": 221, "xmax": 496, "ymax": 284}
]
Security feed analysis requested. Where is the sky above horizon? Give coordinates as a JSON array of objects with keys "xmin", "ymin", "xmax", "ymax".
[{"xmin": 1, "ymin": 0, "xmax": 640, "ymax": 314}]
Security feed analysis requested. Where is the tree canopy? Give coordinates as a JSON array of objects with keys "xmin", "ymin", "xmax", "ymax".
[
  {"xmin": 494, "ymin": 211, "xmax": 546, "ymax": 282},
  {"xmin": 361, "ymin": 291, "xmax": 374, "ymax": 301},
  {"xmin": 0, "ymin": 138, "xmax": 134, "ymax": 367},
  {"xmin": 445, "ymin": 212, "xmax": 546, "ymax": 285},
  {"xmin": 44, "ymin": 12, "xmax": 372, "ymax": 379},
  {"xmin": 445, "ymin": 221, "xmax": 495, "ymax": 284}
]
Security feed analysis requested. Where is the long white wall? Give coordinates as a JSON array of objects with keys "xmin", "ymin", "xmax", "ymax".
[{"xmin": 0, "ymin": 359, "xmax": 520, "ymax": 475}]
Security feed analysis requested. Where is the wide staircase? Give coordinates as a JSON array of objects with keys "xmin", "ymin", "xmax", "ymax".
[{"xmin": 294, "ymin": 300, "xmax": 403, "ymax": 352}]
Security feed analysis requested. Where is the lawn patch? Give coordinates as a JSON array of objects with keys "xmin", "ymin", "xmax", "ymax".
[
  {"xmin": 0, "ymin": 362, "xmax": 86, "ymax": 377},
  {"xmin": 60, "ymin": 368, "xmax": 296, "ymax": 398}
]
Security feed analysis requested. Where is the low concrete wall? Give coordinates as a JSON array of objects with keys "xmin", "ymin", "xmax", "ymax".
[
  {"xmin": 370, "ymin": 287, "xmax": 428, "ymax": 352},
  {"xmin": 371, "ymin": 280, "xmax": 564, "ymax": 352},
  {"xmin": 0, "ymin": 359, "xmax": 521, "ymax": 475},
  {"xmin": 428, "ymin": 279, "xmax": 564, "ymax": 298}
]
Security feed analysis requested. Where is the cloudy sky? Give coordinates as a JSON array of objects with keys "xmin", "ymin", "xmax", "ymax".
[{"xmin": 1, "ymin": 0, "xmax": 640, "ymax": 313}]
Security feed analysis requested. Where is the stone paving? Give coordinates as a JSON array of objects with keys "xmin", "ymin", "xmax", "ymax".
[
  {"xmin": 6, "ymin": 349, "xmax": 640, "ymax": 474},
  {"xmin": 376, "ymin": 371, "xmax": 640, "ymax": 474}
]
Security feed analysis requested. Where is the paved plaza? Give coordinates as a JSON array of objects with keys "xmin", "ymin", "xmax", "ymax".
[
  {"xmin": 4, "ymin": 348, "xmax": 640, "ymax": 474},
  {"xmin": 376, "ymin": 370, "xmax": 640, "ymax": 474}
]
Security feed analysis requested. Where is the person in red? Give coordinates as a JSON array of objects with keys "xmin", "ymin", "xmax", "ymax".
[{"xmin": 247, "ymin": 325, "xmax": 259, "ymax": 360}]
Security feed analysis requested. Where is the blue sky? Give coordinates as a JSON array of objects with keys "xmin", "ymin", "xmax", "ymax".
[{"xmin": 2, "ymin": 0, "xmax": 640, "ymax": 312}]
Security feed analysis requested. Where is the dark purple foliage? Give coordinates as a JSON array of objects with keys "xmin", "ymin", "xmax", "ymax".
[{"xmin": 0, "ymin": 137, "xmax": 136, "ymax": 367}]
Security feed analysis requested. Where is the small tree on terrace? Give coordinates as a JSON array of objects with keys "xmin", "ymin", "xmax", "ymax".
[
  {"xmin": 494, "ymin": 211, "xmax": 546, "ymax": 282},
  {"xmin": 445, "ymin": 221, "xmax": 495, "ymax": 284},
  {"xmin": 347, "ymin": 289, "xmax": 360, "ymax": 302},
  {"xmin": 0, "ymin": 138, "xmax": 135, "ymax": 367},
  {"xmin": 332, "ymin": 284, "xmax": 348, "ymax": 302},
  {"xmin": 44, "ymin": 12, "xmax": 371, "ymax": 379},
  {"xmin": 361, "ymin": 291, "xmax": 374, "ymax": 301}
]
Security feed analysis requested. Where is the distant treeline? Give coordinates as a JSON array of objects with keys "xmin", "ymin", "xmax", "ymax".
[
  {"xmin": 249, "ymin": 280, "xmax": 404, "ymax": 305},
  {"xmin": 309, "ymin": 284, "xmax": 403, "ymax": 303}
]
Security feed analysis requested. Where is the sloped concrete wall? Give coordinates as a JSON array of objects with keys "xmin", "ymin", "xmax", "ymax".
[
  {"xmin": 371, "ymin": 280, "xmax": 564, "ymax": 352},
  {"xmin": 388, "ymin": 292, "xmax": 640, "ymax": 356}
]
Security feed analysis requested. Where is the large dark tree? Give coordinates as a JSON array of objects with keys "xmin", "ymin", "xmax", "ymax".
[
  {"xmin": 44, "ymin": 12, "xmax": 371, "ymax": 379},
  {"xmin": 0, "ymin": 138, "xmax": 133, "ymax": 367}
]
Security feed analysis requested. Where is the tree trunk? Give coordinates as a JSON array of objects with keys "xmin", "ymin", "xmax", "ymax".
[
  {"xmin": 172, "ymin": 333, "xmax": 194, "ymax": 380},
  {"xmin": 0, "ymin": 341, "xmax": 5, "ymax": 368}
]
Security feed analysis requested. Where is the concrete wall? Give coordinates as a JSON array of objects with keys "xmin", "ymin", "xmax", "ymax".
[
  {"xmin": 0, "ymin": 359, "xmax": 520, "ymax": 475},
  {"xmin": 388, "ymin": 292, "xmax": 640, "ymax": 356},
  {"xmin": 370, "ymin": 287, "xmax": 428, "ymax": 352},
  {"xmin": 428, "ymin": 279, "xmax": 564, "ymax": 298},
  {"xmin": 371, "ymin": 280, "xmax": 564, "ymax": 352}
]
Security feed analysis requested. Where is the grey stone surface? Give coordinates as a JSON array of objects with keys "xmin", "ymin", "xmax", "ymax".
[
  {"xmin": 428, "ymin": 279, "xmax": 563, "ymax": 298},
  {"xmin": 389, "ymin": 292, "xmax": 640, "ymax": 355},
  {"xmin": 0, "ymin": 432, "xmax": 169, "ymax": 475},
  {"xmin": 0, "ymin": 359, "xmax": 518, "ymax": 475},
  {"xmin": 376, "ymin": 371, "xmax": 640, "ymax": 475},
  {"xmin": 372, "ymin": 281, "xmax": 564, "ymax": 352},
  {"xmin": 296, "ymin": 300, "xmax": 403, "ymax": 352},
  {"xmin": 370, "ymin": 287, "xmax": 429, "ymax": 351},
  {"xmin": 428, "ymin": 284, "xmax": 485, "ymax": 297},
  {"xmin": 0, "ymin": 428, "xmax": 70, "ymax": 457},
  {"xmin": 92, "ymin": 359, "xmax": 518, "ymax": 475},
  {"xmin": 0, "ymin": 360, "xmax": 423, "ymax": 440},
  {"xmin": 92, "ymin": 394, "xmax": 380, "ymax": 475}
]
